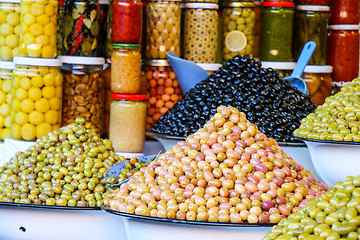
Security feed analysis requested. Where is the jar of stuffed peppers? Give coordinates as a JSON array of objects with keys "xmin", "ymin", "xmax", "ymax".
[
  {"xmin": 183, "ymin": 3, "xmax": 218, "ymax": 63},
  {"xmin": 19, "ymin": 0, "xmax": 58, "ymax": 58},
  {"xmin": 112, "ymin": 0, "xmax": 142, "ymax": 44},
  {"xmin": 59, "ymin": 56, "xmax": 105, "ymax": 135},
  {"xmin": 11, "ymin": 57, "xmax": 63, "ymax": 140},
  {"xmin": 146, "ymin": 0, "xmax": 181, "ymax": 59},
  {"xmin": 222, "ymin": 2, "xmax": 255, "ymax": 61},
  {"xmin": 0, "ymin": 60, "xmax": 14, "ymax": 140},
  {"xmin": 260, "ymin": 2, "xmax": 294, "ymax": 62},
  {"xmin": 63, "ymin": 0, "xmax": 100, "ymax": 56},
  {"xmin": 294, "ymin": 5, "xmax": 329, "ymax": 65},
  {"xmin": 329, "ymin": 0, "xmax": 359, "ymax": 24},
  {"xmin": 327, "ymin": 25, "xmax": 359, "ymax": 83},
  {"xmin": 0, "ymin": 0, "xmax": 20, "ymax": 61}
]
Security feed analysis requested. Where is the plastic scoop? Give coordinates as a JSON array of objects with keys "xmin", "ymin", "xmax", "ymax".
[
  {"xmin": 283, "ymin": 41, "xmax": 316, "ymax": 95},
  {"xmin": 166, "ymin": 52, "xmax": 209, "ymax": 93}
]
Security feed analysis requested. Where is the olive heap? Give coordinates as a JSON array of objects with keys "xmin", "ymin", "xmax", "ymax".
[
  {"xmin": 263, "ymin": 175, "xmax": 360, "ymax": 240},
  {"xmin": 150, "ymin": 55, "xmax": 316, "ymax": 142},
  {"xmin": 294, "ymin": 77, "xmax": 360, "ymax": 142},
  {"xmin": 105, "ymin": 106, "xmax": 327, "ymax": 223},
  {"xmin": 0, "ymin": 118, "xmax": 123, "ymax": 207}
]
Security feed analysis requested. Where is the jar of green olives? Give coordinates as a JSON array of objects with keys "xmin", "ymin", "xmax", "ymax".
[
  {"xmin": 0, "ymin": 60, "xmax": 14, "ymax": 140},
  {"xmin": 222, "ymin": 2, "xmax": 255, "ymax": 61},
  {"xmin": 0, "ymin": 0, "xmax": 20, "ymax": 61},
  {"xmin": 294, "ymin": 5, "xmax": 330, "ymax": 65},
  {"xmin": 146, "ymin": 0, "xmax": 181, "ymax": 59}
]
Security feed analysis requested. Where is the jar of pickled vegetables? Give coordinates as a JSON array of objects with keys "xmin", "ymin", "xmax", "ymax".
[
  {"xmin": 0, "ymin": 60, "xmax": 14, "ymax": 140},
  {"xmin": 294, "ymin": 5, "xmax": 329, "ymax": 65},
  {"xmin": 261, "ymin": 61, "xmax": 296, "ymax": 79},
  {"xmin": 184, "ymin": 3, "xmax": 218, "ymax": 63},
  {"xmin": 144, "ymin": 60, "xmax": 182, "ymax": 130},
  {"xmin": 329, "ymin": 0, "xmax": 359, "ymax": 24},
  {"xmin": 0, "ymin": 0, "xmax": 20, "ymax": 61},
  {"xmin": 109, "ymin": 94, "xmax": 146, "ymax": 153},
  {"xmin": 260, "ymin": 2, "xmax": 294, "ymax": 62},
  {"xmin": 11, "ymin": 57, "xmax": 63, "ymax": 140},
  {"xmin": 327, "ymin": 25, "xmax": 360, "ymax": 83},
  {"xmin": 296, "ymin": 0, "xmax": 329, "ymax": 5},
  {"xmin": 63, "ymin": 0, "xmax": 100, "ymax": 56},
  {"xmin": 112, "ymin": 0, "xmax": 142, "ymax": 44},
  {"xmin": 146, "ymin": 0, "xmax": 181, "ymax": 59},
  {"xmin": 222, "ymin": 2, "xmax": 255, "ymax": 61},
  {"xmin": 99, "ymin": 0, "xmax": 109, "ymax": 57},
  {"xmin": 111, "ymin": 44, "xmax": 141, "ymax": 94},
  {"xmin": 59, "ymin": 56, "xmax": 105, "ymax": 135},
  {"xmin": 56, "ymin": 0, "xmax": 64, "ymax": 56},
  {"xmin": 19, "ymin": 0, "xmax": 58, "ymax": 58},
  {"xmin": 102, "ymin": 62, "xmax": 111, "ymax": 137}
]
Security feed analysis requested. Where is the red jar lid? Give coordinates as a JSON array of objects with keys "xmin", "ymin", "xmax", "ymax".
[
  {"xmin": 58, "ymin": 1, "xmax": 64, "ymax": 6},
  {"xmin": 111, "ymin": 94, "xmax": 147, "ymax": 100},
  {"xmin": 262, "ymin": 2, "xmax": 295, "ymax": 7}
]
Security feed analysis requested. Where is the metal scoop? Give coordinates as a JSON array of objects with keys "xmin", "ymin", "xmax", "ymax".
[{"xmin": 283, "ymin": 41, "xmax": 316, "ymax": 95}]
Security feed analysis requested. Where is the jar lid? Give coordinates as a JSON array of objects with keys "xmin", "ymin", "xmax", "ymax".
[
  {"xmin": 106, "ymin": 58, "xmax": 111, "ymax": 64},
  {"xmin": 98, "ymin": 0, "xmax": 110, "ymax": 4},
  {"xmin": 225, "ymin": 2, "xmax": 254, "ymax": 8},
  {"xmin": 146, "ymin": 60, "xmax": 170, "ymax": 67},
  {"xmin": 58, "ymin": 0, "xmax": 64, "ymax": 6},
  {"xmin": 0, "ymin": 0, "xmax": 21, "ymax": 3},
  {"xmin": 185, "ymin": 3, "xmax": 219, "ymax": 9},
  {"xmin": 0, "ymin": 60, "xmax": 15, "ymax": 70},
  {"xmin": 149, "ymin": 0, "xmax": 181, "ymax": 2},
  {"xmin": 14, "ymin": 57, "xmax": 62, "ymax": 67},
  {"xmin": 303, "ymin": 65, "xmax": 333, "ymax": 73},
  {"xmin": 328, "ymin": 24, "xmax": 360, "ymax": 30},
  {"xmin": 254, "ymin": 1, "xmax": 262, "ymax": 6},
  {"xmin": 296, "ymin": 5, "xmax": 330, "ymax": 11},
  {"xmin": 57, "ymin": 56, "xmax": 105, "ymax": 65},
  {"xmin": 111, "ymin": 94, "xmax": 147, "ymax": 100},
  {"xmin": 262, "ymin": 2, "xmax": 294, "ymax": 7},
  {"xmin": 113, "ymin": 43, "xmax": 140, "ymax": 49},
  {"xmin": 197, "ymin": 63, "xmax": 223, "ymax": 71},
  {"xmin": 261, "ymin": 61, "xmax": 296, "ymax": 70}
]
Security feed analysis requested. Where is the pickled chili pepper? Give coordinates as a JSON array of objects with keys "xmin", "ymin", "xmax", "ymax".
[
  {"xmin": 74, "ymin": 15, "xmax": 85, "ymax": 37},
  {"xmin": 112, "ymin": 0, "xmax": 142, "ymax": 44}
]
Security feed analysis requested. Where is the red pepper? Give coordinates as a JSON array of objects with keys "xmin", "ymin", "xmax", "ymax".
[
  {"xmin": 74, "ymin": 15, "xmax": 85, "ymax": 38},
  {"xmin": 70, "ymin": 34, "xmax": 84, "ymax": 55}
]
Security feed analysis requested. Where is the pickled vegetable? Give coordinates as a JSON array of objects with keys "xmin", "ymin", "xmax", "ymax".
[{"xmin": 0, "ymin": 61, "xmax": 14, "ymax": 140}]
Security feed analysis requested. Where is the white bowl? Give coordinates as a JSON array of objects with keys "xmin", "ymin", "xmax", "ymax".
[{"xmin": 299, "ymin": 137, "xmax": 360, "ymax": 187}]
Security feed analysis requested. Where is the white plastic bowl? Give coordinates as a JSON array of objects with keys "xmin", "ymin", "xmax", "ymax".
[{"xmin": 300, "ymin": 138, "xmax": 360, "ymax": 187}]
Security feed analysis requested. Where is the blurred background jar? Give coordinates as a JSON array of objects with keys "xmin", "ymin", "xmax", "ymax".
[
  {"xmin": 19, "ymin": 0, "xmax": 58, "ymax": 58},
  {"xmin": 329, "ymin": 0, "xmax": 359, "ymax": 24},
  {"xmin": 146, "ymin": 0, "xmax": 181, "ymax": 59},
  {"xmin": 0, "ymin": 0, "xmax": 20, "ymax": 61},
  {"xmin": 56, "ymin": 0, "xmax": 64, "ymax": 56},
  {"xmin": 302, "ymin": 65, "xmax": 332, "ymax": 105},
  {"xmin": 99, "ymin": 0, "xmax": 109, "ymax": 57},
  {"xmin": 253, "ymin": 1, "xmax": 261, "ymax": 58},
  {"xmin": 11, "ymin": 57, "xmax": 63, "ymax": 140},
  {"xmin": 105, "ymin": 0, "xmax": 112, "ymax": 58},
  {"xmin": 59, "ymin": 56, "xmax": 105, "ymax": 135},
  {"xmin": 102, "ymin": 61, "xmax": 111, "ymax": 138},
  {"xmin": 183, "ymin": 3, "xmax": 218, "ymax": 63},
  {"xmin": 0, "ymin": 60, "xmax": 14, "ymax": 140},
  {"xmin": 327, "ymin": 24, "xmax": 360, "ymax": 83},
  {"xmin": 260, "ymin": 2, "xmax": 295, "ymax": 62},
  {"xmin": 260, "ymin": 61, "xmax": 296, "ymax": 79},
  {"xmin": 63, "ymin": 0, "xmax": 100, "ymax": 56},
  {"xmin": 294, "ymin": 5, "xmax": 329, "ymax": 65},
  {"xmin": 222, "ymin": 2, "xmax": 255, "ymax": 61}
]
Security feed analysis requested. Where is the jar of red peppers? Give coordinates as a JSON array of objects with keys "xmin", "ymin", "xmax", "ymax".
[
  {"xmin": 329, "ymin": 0, "xmax": 360, "ymax": 24},
  {"xmin": 112, "ymin": 0, "xmax": 142, "ymax": 44},
  {"xmin": 327, "ymin": 24, "xmax": 359, "ymax": 83}
]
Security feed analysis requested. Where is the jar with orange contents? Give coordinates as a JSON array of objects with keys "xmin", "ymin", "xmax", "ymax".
[{"xmin": 144, "ymin": 60, "xmax": 182, "ymax": 130}]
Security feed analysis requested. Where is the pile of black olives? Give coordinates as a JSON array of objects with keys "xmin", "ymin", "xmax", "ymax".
[{"xmin": 150, "ymin": 55, "xmax": 316, "ymax": 142}]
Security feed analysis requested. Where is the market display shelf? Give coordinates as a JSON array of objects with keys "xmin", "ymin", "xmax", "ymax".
[{"xmin": 0, "ymin": 201, "xmax": 101, "ymax": 211}]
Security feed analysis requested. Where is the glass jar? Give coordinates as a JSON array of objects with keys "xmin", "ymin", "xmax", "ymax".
[
  {"xmin": 302, "ymin": 65, "xmax": 332, "ymax": 105},
  {"xmin": 253, "ymin": 1, "xmax": 261, "ymax": 58},
  {"xmin": 111, "ymin": 44, "xmax": 141, "ymax": 94},
  {"xmin": 11, "ymin": 57, "xmax": 63, "ymax": 140},
  {"xmin": 105, "ymin": 0, "xmax": 112, "ymax": 58},
  {"xmin": 327, "ymin": 25, "xmax": 360, "ymax": 83},
  {"xmin": 109, "ymin": 94, "xmax": 146, "ymax": 153},
  {"xmin": 146, "ymin": 0, "xmax": 181, "ymax": 59},
  {"xmin": 261, "ymin": 61, "xmax": 296, "ymax": 79},
  {"xmin": 63, "ymin": 0, "xmax": 100, "ymax": 56},
  {"xmin": 222, "ymin": 2, "xmax": 255, "ymax": 61},
  {"xmin": 0, "ymin": 0, "xmax": 20, "ymax": 61},
  {"xmin": 59, "ymin": 56, "xmax": 105, "ymax": 135},
  {"xmin": 296, "ymin": 0, "xmax": 329, "ymax": 5},
  {"xmin": 329, "ymin": 0, "xmax": 359, "ymax": 24},
  {"xmin": 56, "ymin": 0, "xmax": 64, "ymax": 56},
  {"xmin": 141, "ymin": 1, "xmax": 147, "ymax": 56},
  {"xmin": 294, "ymin": 5, "xmax": 329, "ymax": 65},
  {"xmin": 144, "ymin": 60, "xmax": 182, "ymax": 130},
  {"xmin": 260, "ymin": 2, "xmax": 294, "ymax": 62},
  {"xmin": 112, "ymin": 0, "xmax": 142, "ymax": 44},
  {"xmin": 0, "ymin": 60, "xmax": 14, "ymax": 140},
  {"xmin": 99, "ymin": 0, "xmax": 109, "ymax": 57},
  {"xmin": 19, "ymin": 0, "xmax": 58, "ymax": 58},
  {"xmin": 183, "ymin": 3, "xmax": 218, "ymax": 63},
  {"xmin": 102, "ymin": 62, "xmax": 111, "ymax": 137}
]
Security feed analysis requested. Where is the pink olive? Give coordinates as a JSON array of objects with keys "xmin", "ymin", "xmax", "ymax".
[
  {"xmin": 261, "ymin": 200, "xmax": 275, "ymax": 211},
  {"xmin": 255, "ymin": 163, "xmax": 268, "ymax": 173}
]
